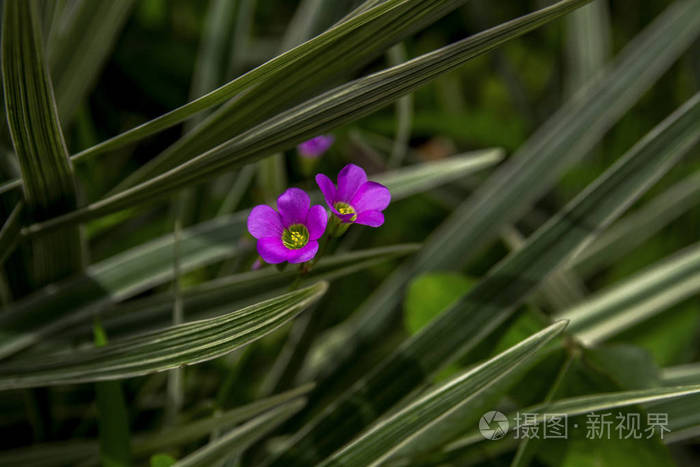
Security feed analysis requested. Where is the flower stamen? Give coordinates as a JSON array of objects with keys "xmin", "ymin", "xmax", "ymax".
[
  {"xmin": 334, "ymin": 202, "xmax": 357, "ymax": 222},
  {"xmin": 282, "ymin": 224, "xmax": 310, "ymax": 249}
]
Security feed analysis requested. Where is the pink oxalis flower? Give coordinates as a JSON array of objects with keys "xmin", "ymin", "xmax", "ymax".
[
  {"xmin": 297, "ymin": 135, "xmax": 335, "ymax": 159},
  {"xmin": 247, "ymin": 188, "xmax": 327, "ymax": 264},
  {"xmin": 315, "ymin": 164, "xmax": 391, "ymax": 228}
]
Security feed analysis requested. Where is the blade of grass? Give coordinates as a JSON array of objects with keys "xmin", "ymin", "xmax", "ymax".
[
  {"xmin": 559, "ymin": 242, "xmax": 700, "ymax": 345},
  {"xmin": 0, "ymin": 201, "xmax": 23, "ymax": 265},
  {"xmin": 318, "ymin": 322, "xmax": 567, "ymax": 467},
  {"xmin": 386, "ymin": 43, "xmax": 413, "ymax": 168},
  {"xmin": 64, "ymin": 244, "xmax": 420, "ymax": 343},
  {"xmin": 0, "ymin": 283, "xmax": 326, "ymax": 389},
  {"xmin": 22, "ymin": 0, "xmax": 594, "ymax": 235},
  {"xmin": 564, "ymin": 0, "xmax": 610, "ymax": 95},
  {"xmin": 173, "ymin": 399, "xmax": 305, "ymax": 467},
  {"xmin": 267, "ymin": 92, "xmax": 700, "ymax": 466},
  {"xmin": 570, "ymin": 171, "xmax": 700, "ymax": 276},
  {"xmin": 0, "ymin": 213, "xmax": 247, "ymax": 360},
  {"xmin": 1, "ymin": 0, "xmax": 84, "ymax": 285}
]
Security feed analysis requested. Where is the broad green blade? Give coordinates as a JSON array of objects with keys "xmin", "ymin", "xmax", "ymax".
[
  {"xmin": 22, "ymin": 0, "xmax": 593, "ymax": 235},
  {"xmin": 0, "ymin": 384, "xmax": 313, "ymax": 465},
  {"xmin": 1, "ymin": 0, "xmax": 83, "ymax": 285},
  {"xmin": 73, "ymin": 0, "xmax": 473, "ymax": 167},
  {"xmin": 564, "ymin": 0, "xmax": 610, "ymax": 95},
  {"xmin": 371, "ymin": 149, "xmax": 503, "ymax": 200},
  {"xmin": 173, "ymin": 399, "xmax": 305, "ymax": 467},
  {"xmin": 559, "ymin": 242, "xmax": 700, "ymax": 345},
  {"xmin": 91, "ymin": 244, "xmax": 419, "ymax": 340},
  {"xmin": 300, "ymin": 0, "xmax": 700, "ymax": 389},
  {"xmin": 318, "ymin": 321, "xmax": 567, "ymax": 467},
  {"xmin": 0, "ymin": 213, "xmax": 247, "ymax": 360},
  {"xmin": 0, "ymin": 283, "xmax": 326, "ymax": 389},
  {"xmin": 268, "ymin": 92, "xmax": 700, "ymax": 466},
  {"xmin": 661, "ymin": 364, "xmax": 700, "ymax": 387},
  {"xmin": 47, "ymin": 0, "xmax": 135, "ymax": 125},
  {"xmin": 570, "ymin": 170, "xmax": 700, "ymax": 276},
  {"xmin": 0, "ymin": 201, "xmax": 23, "ymax": 265}
]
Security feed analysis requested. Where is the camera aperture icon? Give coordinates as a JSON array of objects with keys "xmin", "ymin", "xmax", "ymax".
[{"xmin": 479, "ymin": 410, "xmax": 509, "ymax": 440}]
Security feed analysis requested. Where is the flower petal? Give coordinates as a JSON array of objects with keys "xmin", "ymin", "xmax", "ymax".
[
  {"xmin": 315, "ymin": 173, "xmax": 336, "ymax": 207},
  {"xmin": 287, "ymin": 240, "xmax": 319, "ymax": 264},
  {"xmin": 306, "ymin": 205, "xmax": 328, "ymax": 240},
  {"xmin": 336, "ymin": 164, "xmax": 367, "ymax": 202},
  {"xmin": 247, "ymin": 205, "xmax": 283, "ymax": 239},
  {"xmin": 277, "ymin": 187, "xmax": 310, "ymax": 227},
  {"xmin": 351, "ymin": 181, "xmax": 391, "ymax": 213},
  {"xmin": 298, "ymin": 135, "xmax": 335, "ymax": 158},
  {"xmin": 257, "ymin": 237, "xmax": 290, "ymax": 264},
  {"xmin": 355, "ymin": 210, "xmax": 384, "ymax": 227}
]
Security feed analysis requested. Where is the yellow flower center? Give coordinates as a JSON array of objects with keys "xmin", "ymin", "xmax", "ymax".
[
  {"xmin": 334, "ymin": 202, "xmax": 357, "ymax": 222},
  {"xmin": 282, "ymin": 224, "xmax": 309, "ymax": 249}
]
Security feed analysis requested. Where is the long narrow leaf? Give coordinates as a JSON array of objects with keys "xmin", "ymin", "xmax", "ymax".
[
  {"xmin": 62, "ymin": 244, "xmax": 420, "ymax": 343},
  {"xmin": 0, "ymin": 213, "xmax": 247, "ymax": 359},
  {"xmin": 559, "ymin": 242, "xmax": 700, "ymax": 345},
  {"xmin": 1, "ymin": 0, "xmax": 83, "ymax": 284},
  {"xmin": 0, "ymin": 201, "xmax": 23, "ymax": 265},
  {"xmin": 570, "ymin": 170, "xmax": 700, "ymax": 276},
  {"xmin": 0, "ymin": 282, "xmax": 326, "ymax": 389},
  {"xmin": 318, "ymin": 321, "xmax": 567, "ymax": 467},
  {"xmin": 174, "ymin": 399, "xmax": 305, "ymax": 467}
]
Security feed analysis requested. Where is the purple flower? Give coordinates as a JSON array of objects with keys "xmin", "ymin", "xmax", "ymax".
[
  {"xmin": 247, "ymin": 188, "xmax": 327, "ymax": 264},
  {"xmin": 315, "ymin": 164, "xmax": 391, "ymax": 228},
  {"xmin": 297, "ymin": 135, "xmax": 335, "ymax": 159}
]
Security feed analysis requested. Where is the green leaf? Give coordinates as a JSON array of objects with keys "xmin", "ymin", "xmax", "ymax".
[
  {"xmin": 0, "ymin": 213, "xmax": 247, "ymax": 360},
  {"xmin": 21, "ymin": 0, "xmax": 593, "ymax": 235},
  {"xmin": 173, "ymin": 399, "xmax": 305, "ymax": 467},
  {"xmin": 94, "ymin": 321, "xmax": 132, "ymax": 467},
  {"xmin": 299, "ymin": 0, "xmax": 700, "ymax": 393},
  {"xmin": 403, "ymin": 273, "xmax": 473, "ymax": 335},
  {"xmin": 564, "ymin": 0, "xmax": 610, "ymax": 95},
  {"xmin": 150, "ymin": 454, "xmax": 177, "ymax": 467},
  {"xmin": 0, "ymin": 282, "xmax": 326, "ymax": 389},
  {"xmin": 1, "ymin": 0, "xmax": 83, "ymax": 285},
  {"xmin": 570, "ymin": 170, "xmax": 700, "ymax": 276},
  {"xmin": 371, "ymin": 149, "xmax": 503, "ymax": 201},
  {"xmin": 558, "ymin": 241, "xmax": 700, "ymax": 345},
  {"xmin": 268, "ymin": 91, "xmax": 700, "ymax": 466},
  {"xmin": 0, "ymin": 201, "xmax": 23, "ymax": 265},
  {"xmin": 46, "ymin": 0, "xmax": 136, "ymax": 125},
  {"xmin": 65, "ymin": 244, "xmax": 420, "ymax": 343},
  {"xmin": 317, "ymin": 321, "xmax": 567, "ymax": 467}
]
